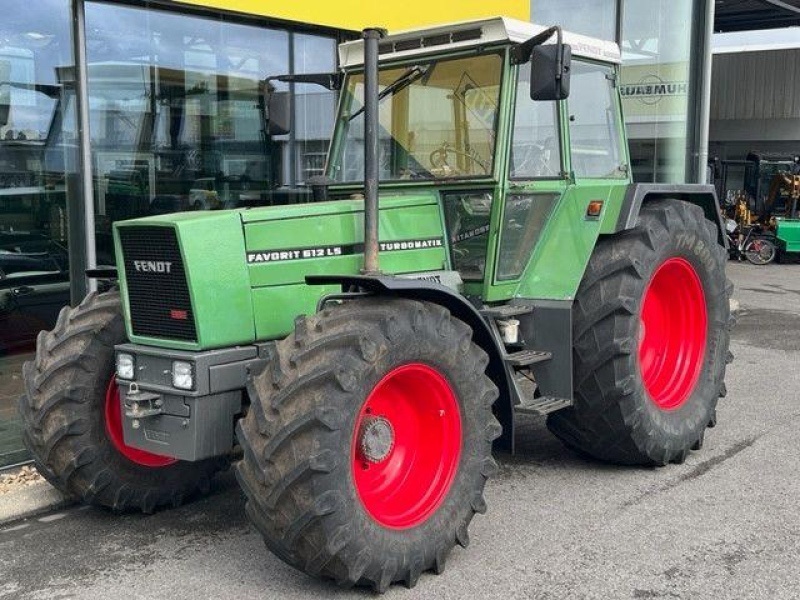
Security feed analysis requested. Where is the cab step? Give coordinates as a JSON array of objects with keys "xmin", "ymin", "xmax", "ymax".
[
  {"xmin": 480, "ymin": 304, "xmax": 534, "ymax": 319},
  {"xmin": 514, "ymin": 395, "xmax": 572, "ymax": 416},
  {"xmin": 505, "ymin": 349, "xmax": 552, "ymax": 367}
]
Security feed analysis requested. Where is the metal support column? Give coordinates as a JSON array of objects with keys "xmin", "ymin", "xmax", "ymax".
[
  {"xmin": 70, "ymin": 0, "xmax": 97, "ymax": 301},
  {"xmin": 686, "ymin": 0, "xmax": 716, "ymax": 183},
  {"xmin": 288, "ymin": 32, "xmax": 297, "ymax": 188}
]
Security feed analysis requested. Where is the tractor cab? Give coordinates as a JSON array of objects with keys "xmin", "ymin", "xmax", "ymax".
[{"xmin": 318, "ymin": 18, "xmax": 629, "ymax": 303}]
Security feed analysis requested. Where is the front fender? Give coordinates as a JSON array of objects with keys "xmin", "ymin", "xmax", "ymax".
[{"xmin": 306, "ymin": 274, "xmax": 516, "ymax": 450}]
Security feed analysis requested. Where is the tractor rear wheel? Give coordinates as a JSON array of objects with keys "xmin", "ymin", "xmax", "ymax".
[
  {"xmin": 547, "ymin": 199, "xmax": 732, "ymax": 465},
  {"xmin": 236, "ymin": 298, "xmax": 500, "ymax": 592},
  {"xmin": 18, "ymin": 290, "xmax": 227, "ymax": 512}
]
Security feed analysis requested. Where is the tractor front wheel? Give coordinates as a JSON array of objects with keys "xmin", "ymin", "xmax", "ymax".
[
  {"xmin": 547, "ymin": 199, "xmax": 732, "ymax": 465},
  {"xmin": 236, "ymin": 298, "xmax": 500, "ymax": 592},
  {"xmin": 19, "ymin": 290, "xmax": 227, "ymax": 512}
]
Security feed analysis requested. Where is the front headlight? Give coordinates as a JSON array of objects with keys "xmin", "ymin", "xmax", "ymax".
[
  {"xmin": 117, "ymin": 353, "xmax": 135, "ymax": 380},
  {"xmin": 172, "ymin": 361, "xmax": 194, "ymax": 390}
]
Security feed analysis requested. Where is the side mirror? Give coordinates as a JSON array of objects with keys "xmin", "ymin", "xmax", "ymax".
[
  {"xmin": 266, "ymin": 90, "xmax": 290, "ymax": 136},
  {"xmin": 531, "ymin": 43, "xmax": 571, "ymax": 101}
]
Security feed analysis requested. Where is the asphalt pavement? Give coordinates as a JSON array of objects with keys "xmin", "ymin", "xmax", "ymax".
[{"xmin": 2, "ymin": 262, "xmax": 799, "ymax": 600}]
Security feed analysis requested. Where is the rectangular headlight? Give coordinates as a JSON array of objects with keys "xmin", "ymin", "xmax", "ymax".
[
  {"xmin": 172, "ymin": 361, "xmax": 194, "ymax": 390},
  {"xmin": 116, "ymin": 353, "xmax": 135, "ymax": 380}
]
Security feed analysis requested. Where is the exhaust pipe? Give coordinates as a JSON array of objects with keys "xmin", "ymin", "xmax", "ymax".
[{"xmin": 361, "ymin": 28, "xmax": 384, "ymax": 275}]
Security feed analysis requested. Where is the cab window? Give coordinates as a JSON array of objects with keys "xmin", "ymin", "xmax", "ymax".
[
  {"xmin": 510, "ymin": 63, "xmax": 561, "ymax": 179},
  {"xmin": 333, "ymin": 53, "xmax": 503, "ymax": 182},
  {"xmin": 567, "ymin": 61, "xmax": 626, "ymax": 179}
]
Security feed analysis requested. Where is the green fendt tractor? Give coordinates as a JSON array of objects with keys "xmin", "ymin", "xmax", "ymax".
[{"xmin": 20, "ymin": 18, "xmax": 732, "ymax": 592}]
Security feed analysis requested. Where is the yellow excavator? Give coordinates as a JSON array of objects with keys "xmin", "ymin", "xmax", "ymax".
[
  {"xmin": 765, "ymin": 166, "xmax": 800, "ymax": 262},
  {"xmin": 765, "ymin": 169, "xmax": 800, "ymax": 220}
]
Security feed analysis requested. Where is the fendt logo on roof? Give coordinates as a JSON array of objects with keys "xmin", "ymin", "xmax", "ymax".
[{"xmin": 133, "ymin": 260, "xmax": 173, "ymax": 274}]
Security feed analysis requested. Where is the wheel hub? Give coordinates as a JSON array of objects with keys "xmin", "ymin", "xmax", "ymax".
[{"xmin": 358, "ymin": 416, "xmax": 395, "ymax": 464}]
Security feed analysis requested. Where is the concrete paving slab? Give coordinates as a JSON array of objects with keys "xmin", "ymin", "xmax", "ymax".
[{"xmin": 0, "ymin": 479, "xmax": 73, "ymax": 526}]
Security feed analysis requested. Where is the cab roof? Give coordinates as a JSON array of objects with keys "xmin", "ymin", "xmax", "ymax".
[{"xmin": 338, "ymin": 16, "xmax": 622, "ymax": 69}]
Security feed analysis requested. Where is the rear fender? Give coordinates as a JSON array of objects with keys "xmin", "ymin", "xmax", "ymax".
[
  {"xmin": 306, "ymin": 274, "xmax": 516, "ymax": 451},
  {"xmin": 614, "ymin": 184, "xmax": 728, "ymax": 248}
]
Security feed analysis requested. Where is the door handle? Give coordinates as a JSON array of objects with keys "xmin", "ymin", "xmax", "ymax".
[{"xmin": 12, "ymin": 286, "xmax": 34, "ymax": 296}]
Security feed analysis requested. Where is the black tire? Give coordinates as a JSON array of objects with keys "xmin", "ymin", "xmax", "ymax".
[
  {"xmin": 236, "ymin": 297, "xmax": 500, "ymax": 592},
  {"xmin": 547, "ymin": 199, "xmax": 732, "ymax": 466},
  {"xmin": 744, "ymin": 236, "xmax": 777, "ymax": 265},
  {"xmin": 18, "ymin": 290, "xmax": 227, "ymax": 512}
]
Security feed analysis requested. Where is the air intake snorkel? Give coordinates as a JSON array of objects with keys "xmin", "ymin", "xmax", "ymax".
[{"xmin": 361, "ymin": 27, "xmax": 386, "ymax": 275}]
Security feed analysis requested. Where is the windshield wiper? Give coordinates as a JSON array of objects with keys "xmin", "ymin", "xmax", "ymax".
[{"xmin": 347, "ymin": 64, "xmax": 431, "ymax": 122}]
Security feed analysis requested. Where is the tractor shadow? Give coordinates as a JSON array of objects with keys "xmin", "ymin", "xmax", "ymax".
[{"xmin": 494, "ymin": 413, "xmax": 635, "ymax": 480}]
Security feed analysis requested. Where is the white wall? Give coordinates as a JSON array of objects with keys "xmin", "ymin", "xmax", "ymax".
[{"xmin": 710, "ymin": 47, "xmax": 800, "ymax": 153}]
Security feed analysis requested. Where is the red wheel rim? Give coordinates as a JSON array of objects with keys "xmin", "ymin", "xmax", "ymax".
[
  {"xmin": 352, "ymin": 364, "xmax": 462, "ymax": 529},
  {"xmin": 639, "ymin": 257, "xmax": 708, "ymax": 410},
  {"xmin": 104, "ymin": 377, "xmax": 177, "ymax": 468}
]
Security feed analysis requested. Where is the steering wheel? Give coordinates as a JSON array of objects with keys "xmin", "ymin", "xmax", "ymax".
[
  {"xmin": 429, "ymin": 142, "xmax": 490, "ymax": 175},
  {"xmin": 514, "ymin": 138, "xmax": 558, "ymax": 177}
]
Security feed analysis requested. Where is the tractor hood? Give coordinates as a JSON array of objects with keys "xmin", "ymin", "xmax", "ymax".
[{"xmin": 113, "ymin": 192, "xmax": 447, "ymax": 350}]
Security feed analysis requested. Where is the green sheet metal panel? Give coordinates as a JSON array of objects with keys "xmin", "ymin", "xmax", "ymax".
[
  {"xmin": 115, "ymin": 194, "xmax": 446, "ymax": 350},
  {"xmin": 251, "ymin": 284, "xmax": 339, "ymax": 340},
  {"xmin": 511, "ymin": 183, "xmax": 623, "ymax": 301},
  {"xmin": 115, "ymin": 212, "xmax": 255, "ymax": 350},
  {"xmin": 776, "ymin": 218, "xmax": 800, "ymax": 253},
  {"xmin": 246, "ymin": 194, "xmax": 447, "ymax": 338},
  {"xmin": 244, "ymin": 196, "xmax": 445, "ymax": 289}
]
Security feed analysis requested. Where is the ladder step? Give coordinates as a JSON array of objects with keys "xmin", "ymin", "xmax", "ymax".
[
  {"xmin": 505, "ymin": 349, "xmax": 552, "ymax": 367},
  {"xmin": 480, "ymin": 304, "xmax": 534, "ymax": 319},
  {"xmin": 515, "ymin": 396, "xmax": 572, "ymax": 416}
]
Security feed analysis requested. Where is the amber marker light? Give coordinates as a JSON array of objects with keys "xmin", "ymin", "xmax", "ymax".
[{"xmin": 587, "ymin": 200, "xmax": 604, "ymax": 218}]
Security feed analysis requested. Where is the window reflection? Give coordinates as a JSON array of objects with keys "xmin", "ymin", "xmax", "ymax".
[
  {"xmin": 84, "ymin": 1, "xmax": 339, "ymax": 256},
  {"xmin": 0, "ymin": 1, "xmax": 77, "ymax": 466},
  {"xmin": 533, "ymin": 0, "xmax": 701, "ymax": 184},
  {"xmin": 531, "ymin": 0, "xmax": 618, "ymax": 43},
  {"xmin": 0, "ymin": 2, "xmax": 339, "ymax": 467},
  {"xmin": 293, "ymin": 34, "xmax": 337, "ymax": 185},
  {"xmin": 621, "ymin": 0, "xmax": 693, "ymax": 183}
]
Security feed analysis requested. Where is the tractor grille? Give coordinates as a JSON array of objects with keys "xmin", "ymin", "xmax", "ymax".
[{"xmin": 118, "ymin": 226, "xmax": 197, "ymax": 342}]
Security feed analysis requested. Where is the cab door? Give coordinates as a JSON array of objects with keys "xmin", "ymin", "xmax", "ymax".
[
  {"xmin": 487, "ymin": 61, "xmax": 567, "ymax": 302},
  {"xmin": 489, "ymin": 59, "xmax": 631, "ymax": 304}
]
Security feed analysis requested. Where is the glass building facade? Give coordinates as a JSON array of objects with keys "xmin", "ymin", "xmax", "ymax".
[
  {"xmin": 0, "ymin": 0, "xmax": 342, "ymax": 467},
  {"xmin": 532, "ymin": 0, "xmax": 713, "ymax": 183}
]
